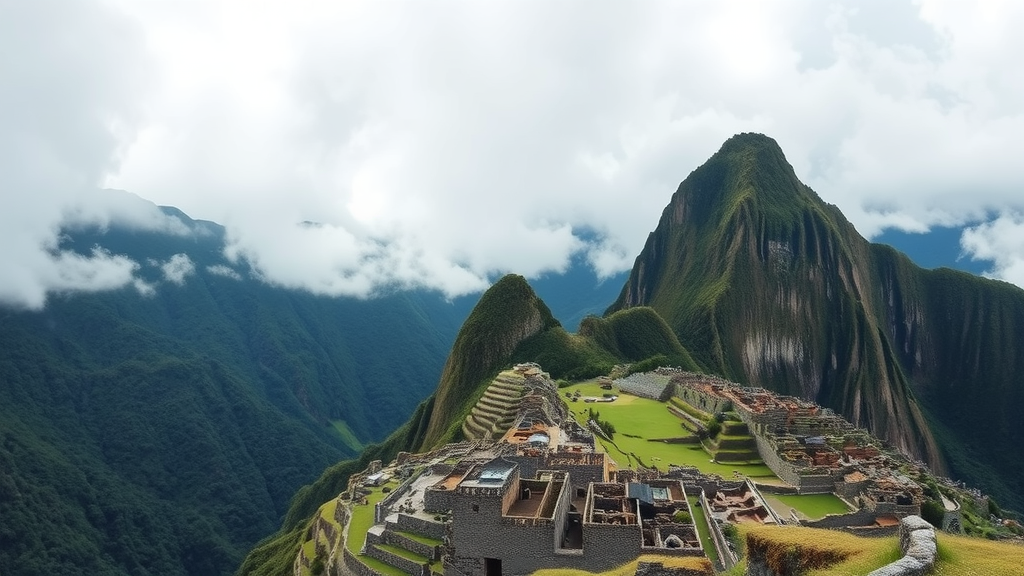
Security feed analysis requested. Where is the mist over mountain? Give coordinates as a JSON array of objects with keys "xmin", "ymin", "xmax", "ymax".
[{"xmin": 0, "ymin": 196, "xmax": 633, "ymax": 576}]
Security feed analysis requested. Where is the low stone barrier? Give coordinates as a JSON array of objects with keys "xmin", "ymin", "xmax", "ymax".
[
  {"xmin": 384, "ymin": 530, "xmax": 440, "ymax": 560},
  {"xmin": 866, "ymin": 515, "xmax": 936, "ymax": 576},
  {"xmin": 389, "ymin": 513, "xmax": 447, "ymax": 540},
  {"xmin": 366, "ymin": 544, "xmax": 428, "ymax": 576},
  {"xmin": 635, "ymin": 560, "xmax": 713, "ymax": 576}
]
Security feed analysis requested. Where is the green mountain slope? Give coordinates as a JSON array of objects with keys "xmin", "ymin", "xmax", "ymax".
[
  {"xmin": 239, "ymin": 276, "xmax": 698, "ymax": 576},
  {"xmin": 608, "ymin": 133, "xmax": 1024, "ymax": 510},
  {"xmin": 0, "ymin": 211, "xmax": 467, "ymax": 576}
]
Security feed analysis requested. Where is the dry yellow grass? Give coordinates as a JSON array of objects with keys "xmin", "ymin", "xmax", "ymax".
[
  {"xmin": 531, "ymin": 554, "xmax": 713, "ymax": 576},
  {"xmin": 932, "ymin": 533, "xmax": 1024, "ymax": 576},
  {"xmin": 742, "ymin": 524, "xmax": 901, "ymax": 576},
  {"xmin": 737, "ymin": 524, "xmax": 1024, "ymax": 576}
]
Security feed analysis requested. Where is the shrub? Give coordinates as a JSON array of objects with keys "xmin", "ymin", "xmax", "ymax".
[
  {"xmin": 988, "ymin": 498, "xmax": 1003, "ymax": 518},
  {"xmin": 921, "ymin": 499, "xmax": 945, "ymax": 527},
  {"xmin": 673, "ymin": 510, "xmax": 692, "ymax": 524},
  {"xmin": 705, "ymin": 417, "xmax": 722, "ymax": 438}
]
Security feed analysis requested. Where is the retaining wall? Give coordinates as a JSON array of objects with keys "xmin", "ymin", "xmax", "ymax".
[
  {"xmin": 366, "ymin": 544, "xmax": 429, "ymax": 576},
  {"xmin": 389, "ymin": 513, "xmax": 447, "ymax": 541}
]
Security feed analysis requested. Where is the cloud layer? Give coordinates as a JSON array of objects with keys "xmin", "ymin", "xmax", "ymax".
[{"xmin": 4, "ymin": 0, "xmax": 1024, "ymax": 307}]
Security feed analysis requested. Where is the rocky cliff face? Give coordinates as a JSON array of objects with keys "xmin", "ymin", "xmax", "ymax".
[{"xmin": 609, "ymin": 133, "xmax": 1024, "ymax": 509}]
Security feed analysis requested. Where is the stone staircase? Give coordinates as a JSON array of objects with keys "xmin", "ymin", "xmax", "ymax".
[
  {"xmin": 461, "ymin": 372, "xmax": 526, "ymax": 441},
  {"xmin": 707, "ymin": 421, "xmax": 761, "ymax": 464},
  {"xmin": 361, "ymin": 513, "xmax": 446, "ymax": 576}
]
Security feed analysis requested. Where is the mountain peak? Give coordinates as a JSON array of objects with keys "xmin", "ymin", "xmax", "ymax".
[
  {"xmin": 717, "ymin": 131, "xmax": 786, "ymax": 156},
  {"xmin": 418, "ymin": 274, "xmax": 557, "ymax": 448}
]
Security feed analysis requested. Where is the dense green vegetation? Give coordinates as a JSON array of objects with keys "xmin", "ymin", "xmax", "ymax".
[
  {"xmin": 510, "ymin": 307, "xmax": 701, "ymax": 382},
  {"xmin": 0, "ymin": 213, "xmax": 467, "ymax": 576},
  {"xmin": 607, "ymin": 132, "xmax": 1024, "ymax": 511}
]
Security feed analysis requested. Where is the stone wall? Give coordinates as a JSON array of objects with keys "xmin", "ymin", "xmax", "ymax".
[
  {"xmin": 384, "ymin": 531, "xmax": 440, "ymax": 561},
  {"xmin": 375, "ymin": 470, "xmax": 422, "ymax": 523},
  {"xmin": 675, "ymin": 387, "xmax": 731, "ymax": 416},
  {"xmin": 634, "ymin": 560, "xmax": 713, "ymax": 576},
  {"xmin": 390, "ymin": 513, "xmax": 447, "ymax": 541},
  {"xmin": 698, "ymin": 491, "xmax": 734, "ymax": 572},
  {"xmin": 804, "ymin": 509, "xmax": 881, "ymax": 529},
  {"xmin": 866, "ymin": 516, "xmax": 936, "ymax": 576},
  {"xmin": 366, "ymin": 544, "xmax": 429, "ymax": 576},
  {"xmin": 448, "ymin": 487, "xmax": 649, "ymax": 575},
  {"xmin": 341, "ymin": 548, "xmax": 382, "ymax": 576},
  {"xmin": 751, "ymin": 432, "xmax": 802, "ymax": 487},
  {"xmin": 425, "ymin": 487, "xmax": 457, "ymax": 514},
  {"xmin": 507, "ymin": 454, "xmax": 606, "ymax": 494}
]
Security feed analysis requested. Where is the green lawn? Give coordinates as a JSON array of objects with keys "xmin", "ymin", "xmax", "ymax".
[
  {"xmin": 379, "ymin": 541, "xmax": 443, "ymax": 574},
  {"xmin": 345, "ymin": 483, "xmax": 394, "ymax": 554},
  {"xmin": 688, "ymin": 495, "xmax": 719, "ymax": 568},
  {"xmin": 395, "ymin": 530, "xmax": 443, "ymax": 547},
  {"xmin": 766, "ymin": 493, "xmax": 851, "ymax": 520},
  {"xmin": 563, "ymin": 382, "xmax": 776, "ymax": 479},
  {"xmin": 356, "ymin": 555, "xmax": 408, "ymax": 576}
]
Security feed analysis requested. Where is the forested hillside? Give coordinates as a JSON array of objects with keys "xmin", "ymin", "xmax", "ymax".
[{"xmin": 0, "ymin": 209, "xmax": 468, "ymax": 576}]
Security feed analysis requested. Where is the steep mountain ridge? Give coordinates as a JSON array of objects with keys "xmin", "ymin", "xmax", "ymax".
[
  {"xmin": 608, "ymin": 133, "xmax": 1024, "ymax": 509},
  {"xmin": 418, "ymin": 274, "xmax": 559, "ymax": 448}
]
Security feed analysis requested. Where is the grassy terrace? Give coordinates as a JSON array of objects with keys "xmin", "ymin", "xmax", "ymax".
[
  {"xmin": 377, "ymin": 544, "xmax": 443, "ymax": 574},
  {"xmin": 356, "ymin": 555, "xmax": 407, "ymax": 576},
  {"xmin": 345, "ymin": 481, "xmax": 396, "ymax": 554},
  {"xmin": 395, "ymin": 530, "xmax": 443, "ymax": 547},
  {"xmin": 562, "ymin": 382, "xmax": 775, "ymax": 479},
  {"xmin": 687, "ymin": 496, "xmax": 719, "ymax": 568},
  {"xmin": 764, "ymin": 493, "xmax": 851, "ymax": 521}
]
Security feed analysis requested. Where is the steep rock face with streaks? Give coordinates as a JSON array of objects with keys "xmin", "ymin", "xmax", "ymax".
[{"xmin": 608, "ymin": 133, "xmax": 1024, "ymax": 509}]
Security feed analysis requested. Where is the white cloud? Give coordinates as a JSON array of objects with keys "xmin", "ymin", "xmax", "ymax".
[
  {"xmin": 0, "ymin": 247, "xmax": 145, "ymax": 310},
  {"xmin": 961, "ymin": 212, "xmax": 1024, "ymax": 287},
  {"xmin": 206, "ymin": 264, "xmax": 243, "ymax": 281},
  {"xmin": 6, "ymin": 0, "xmax": 1024, "ymax": 305},
  {"xmin": 161, "ymin": 254, "xmax": 195, "ymax": 285},
  {"xmin": 0, "ymin": 0, "xmax": 188, "ymax": 308}
]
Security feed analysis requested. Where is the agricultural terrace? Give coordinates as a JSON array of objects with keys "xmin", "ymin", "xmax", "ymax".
[
  {"xmin": 762, "ymin": 493, "xmax": 851, "ymax": 521},
  {"xmin": 561, "ymin": 381, "xmax": 775, "ymax": 479}
]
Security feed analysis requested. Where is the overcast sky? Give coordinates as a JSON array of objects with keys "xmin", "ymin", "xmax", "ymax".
[{"xmin": 3, "ymin": 0, "xmax": 1024, "ymax": 309}]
